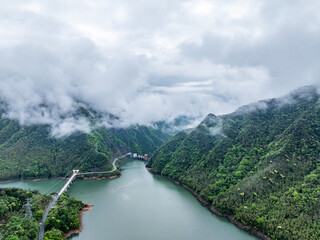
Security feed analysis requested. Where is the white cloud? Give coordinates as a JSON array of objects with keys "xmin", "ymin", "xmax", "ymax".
[
  {"xmin": 184, "ymin": 1, "xmax": 215, "ymax": 16},
  {"xmin": 0, "ymin": 0, "xmax": 319, "ymax": 136}
]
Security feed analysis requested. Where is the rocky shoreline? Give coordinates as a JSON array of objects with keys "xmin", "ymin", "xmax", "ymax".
[
  {"xmin": 64, "ymin": 203, "xmax": 94, "ymax": 239},
  {"xmin": 146, "ymin": 167, "xmax": 272, "ymax": 240}
]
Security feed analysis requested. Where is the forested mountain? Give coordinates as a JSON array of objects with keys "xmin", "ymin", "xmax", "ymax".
[
  {"xmin": 147, "ymin": 86, "xmax": 320, "ymax": 240},
  {"xmin": 0, "ymin": 108, "xmax": 169, "ymax": 180}
]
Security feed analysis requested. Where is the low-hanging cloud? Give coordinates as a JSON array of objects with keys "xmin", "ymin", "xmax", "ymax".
[
  {"xmin": 205, "ymin": 118, "xmax": 226, "ymax": 137},
  {"xmin": 0, "ymin": 0, "xmax": 319, "ymax": 137}
]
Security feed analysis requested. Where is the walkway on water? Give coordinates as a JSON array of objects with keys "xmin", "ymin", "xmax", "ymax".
[{"xmin": 38, "ymin": 154, "xmax": 129, "ymax": 240}]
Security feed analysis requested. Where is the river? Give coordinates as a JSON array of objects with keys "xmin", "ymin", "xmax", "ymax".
[{"xmin": 0, "ymin": 159, "xmax": 257, "ymax": 240}]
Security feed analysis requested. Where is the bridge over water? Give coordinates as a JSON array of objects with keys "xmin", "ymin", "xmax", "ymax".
[{"xmin": 38, "ymin": 153, "xmax": 131, "ymax": 240}]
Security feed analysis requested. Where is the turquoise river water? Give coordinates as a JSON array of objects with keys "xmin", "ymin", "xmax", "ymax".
[{"xmin": 0, "ymin": 159, "xmax": 257, "ymax": 240}]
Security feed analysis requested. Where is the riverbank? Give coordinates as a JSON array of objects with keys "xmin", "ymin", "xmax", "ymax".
[
  {"xmin": 64, "ymin": 203, "xmax": 93, "ymax": 239},
  {"xmin": 77, "ymin": 174, "xmax": 121, "ymax": 181},
  {"xmin": 0, "ymin": 168, "xmax": 121, "ymax": 184},
  {"xmin": 146, "ymin": 168, "xmax": 272, "ymax": 240},
  {"xmin": 0, "ymin": 176, "xmax": 68, "ymax": 184},
  {"xmin": 0, "ymin": 175, "xmax": 118, "ymax": 184},
  {"xmin": 0, "ymin": 155, "xmax": 126, "ymax": 184}
]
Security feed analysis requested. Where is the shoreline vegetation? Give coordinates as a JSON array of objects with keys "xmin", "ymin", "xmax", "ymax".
[
  {"xmin": 77, "ymin": 175, "xmax": 120, "ymax": 181},
  {"xmin": 146, "ymin": 167, "xmax": 271, "ymax": 240},
  {"xmin": 0, "ymin": 154, "xmax": 126, "ymax": 184},
  {"xmin": 0, "ymin": 188, "xmax": 90, "ymax": 240},
  {"xmin": 0, "ymin": 177, "xmax": 69, "ymax": 184},
  {"xmin": 0, "ymin": 173, "xmax": 117, "ymax": 239},
  {"xmin": 0, "ymin": 157, "xmax": 123, "ymax": 239},
  {"xmin": 146, "ymin": 88, "xmax": 320, "ymax": 239},
  {"xmin": 0, "ymin": 172, "xmax": 121, "ymax": 184},
  {"xmin": 64, "ymin": 204, "xmax": 93, "ymax": 239},
  {"xmin": 1, "ymin": 161, "xmax": 269, "ymax": 239}
]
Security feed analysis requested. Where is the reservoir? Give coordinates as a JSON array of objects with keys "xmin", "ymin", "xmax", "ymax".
[{"xmin": 0, "ymin": 159, "xmax": 257, "ymax": 240}]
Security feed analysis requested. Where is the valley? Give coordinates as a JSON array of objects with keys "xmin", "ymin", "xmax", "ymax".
[{"xmin": 0, "ymin": 86, "xmax": 319, "ymax": 240}]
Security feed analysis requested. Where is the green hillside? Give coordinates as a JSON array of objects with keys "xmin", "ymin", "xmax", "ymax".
[
  {"xmin": 147, "ymin": 86, "xmax": 320, "ymax": 240},
  {"xmin": 0, "ymin": 113, "xmax": 169, "ymax": 180},
  {"xmin": 0, "ymin": 187, "xmax": 85, "ymax": 240}
]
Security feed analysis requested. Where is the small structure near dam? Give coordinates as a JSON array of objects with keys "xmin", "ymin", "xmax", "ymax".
[{"xmin": 129, "ymin": 153, "xmax": 149, "ymax": 161}]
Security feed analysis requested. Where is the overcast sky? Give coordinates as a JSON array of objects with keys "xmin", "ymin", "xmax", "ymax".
[{"xmin": 0, "ymin": 0, "xmax": 319, "ymax": 135}]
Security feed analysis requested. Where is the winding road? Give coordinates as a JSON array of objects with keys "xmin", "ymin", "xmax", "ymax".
[{"xmin": 78, "ymin": 154, "xmax": 121, "ymax": 176}]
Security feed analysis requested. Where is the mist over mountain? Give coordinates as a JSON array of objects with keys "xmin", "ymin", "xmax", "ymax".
[
  {"xmin": 1, "ymin": 1, "xmax": 320, "ymax": 239},
  {"xmin": 151, "ymin": 115, "xmax": 200, "ymax": 135},
  {"xmin": 1, "ymin": 0, "xmax": 320, "ymax": 138},
  {"xmin": 148, "ymin": 86, "xmax": 320, "ymax": 239},
  {"xmin": 0, "ymin": 100, "xmax": 170, "ymax": 180},
  {"xmin": 0, "ymin": 112, "xmax": 170, "ymax": 180}
]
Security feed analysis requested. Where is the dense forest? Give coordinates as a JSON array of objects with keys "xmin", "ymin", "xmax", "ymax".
[
  {"xmin": 0, "ymin": 107, "xmax": 169, "ymax": 180},
  {"xmin": 147, "ymin": 86, "xmax": 320, "ymax": 240},
  {"xmin": 0, "ymin": 187, "xmax": 84, "ymax": 240}
]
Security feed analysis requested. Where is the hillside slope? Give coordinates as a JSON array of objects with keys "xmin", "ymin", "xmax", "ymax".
[
  {"xmin": 0, "ymin": 187, "xmax": 85, "ymax": 240},
  {"xmin": 0, "ymin": 115, "xmax": 169, "ymax": 180},
  {"xmin": 147, "ymin": 86, "xmax": 320, "ymax": 240}
]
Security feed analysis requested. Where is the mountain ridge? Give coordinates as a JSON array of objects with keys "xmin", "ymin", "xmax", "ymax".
[
  {"xmin": 0, "ymin": 110, "xmax": 170, "ymax": 180},
  {"xmin": 147, "ymin": 85, "xmax": 320, "ymax": 240}
]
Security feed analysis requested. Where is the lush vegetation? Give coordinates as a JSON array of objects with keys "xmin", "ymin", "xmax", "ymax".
[
  {"xmin": 44, "ymin": 194, "xmax": 85, "ymax": 240},
  {"xmin": 0, "ymin": 108, "xmax": 169, "ymax": 180},
  {"xmin": 0, "ymin": 187, "xmax": 84, "ymax": 240},
  {"xmin": 147, "ymin": 86, "xmax": 320, "ymax": 240}
]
